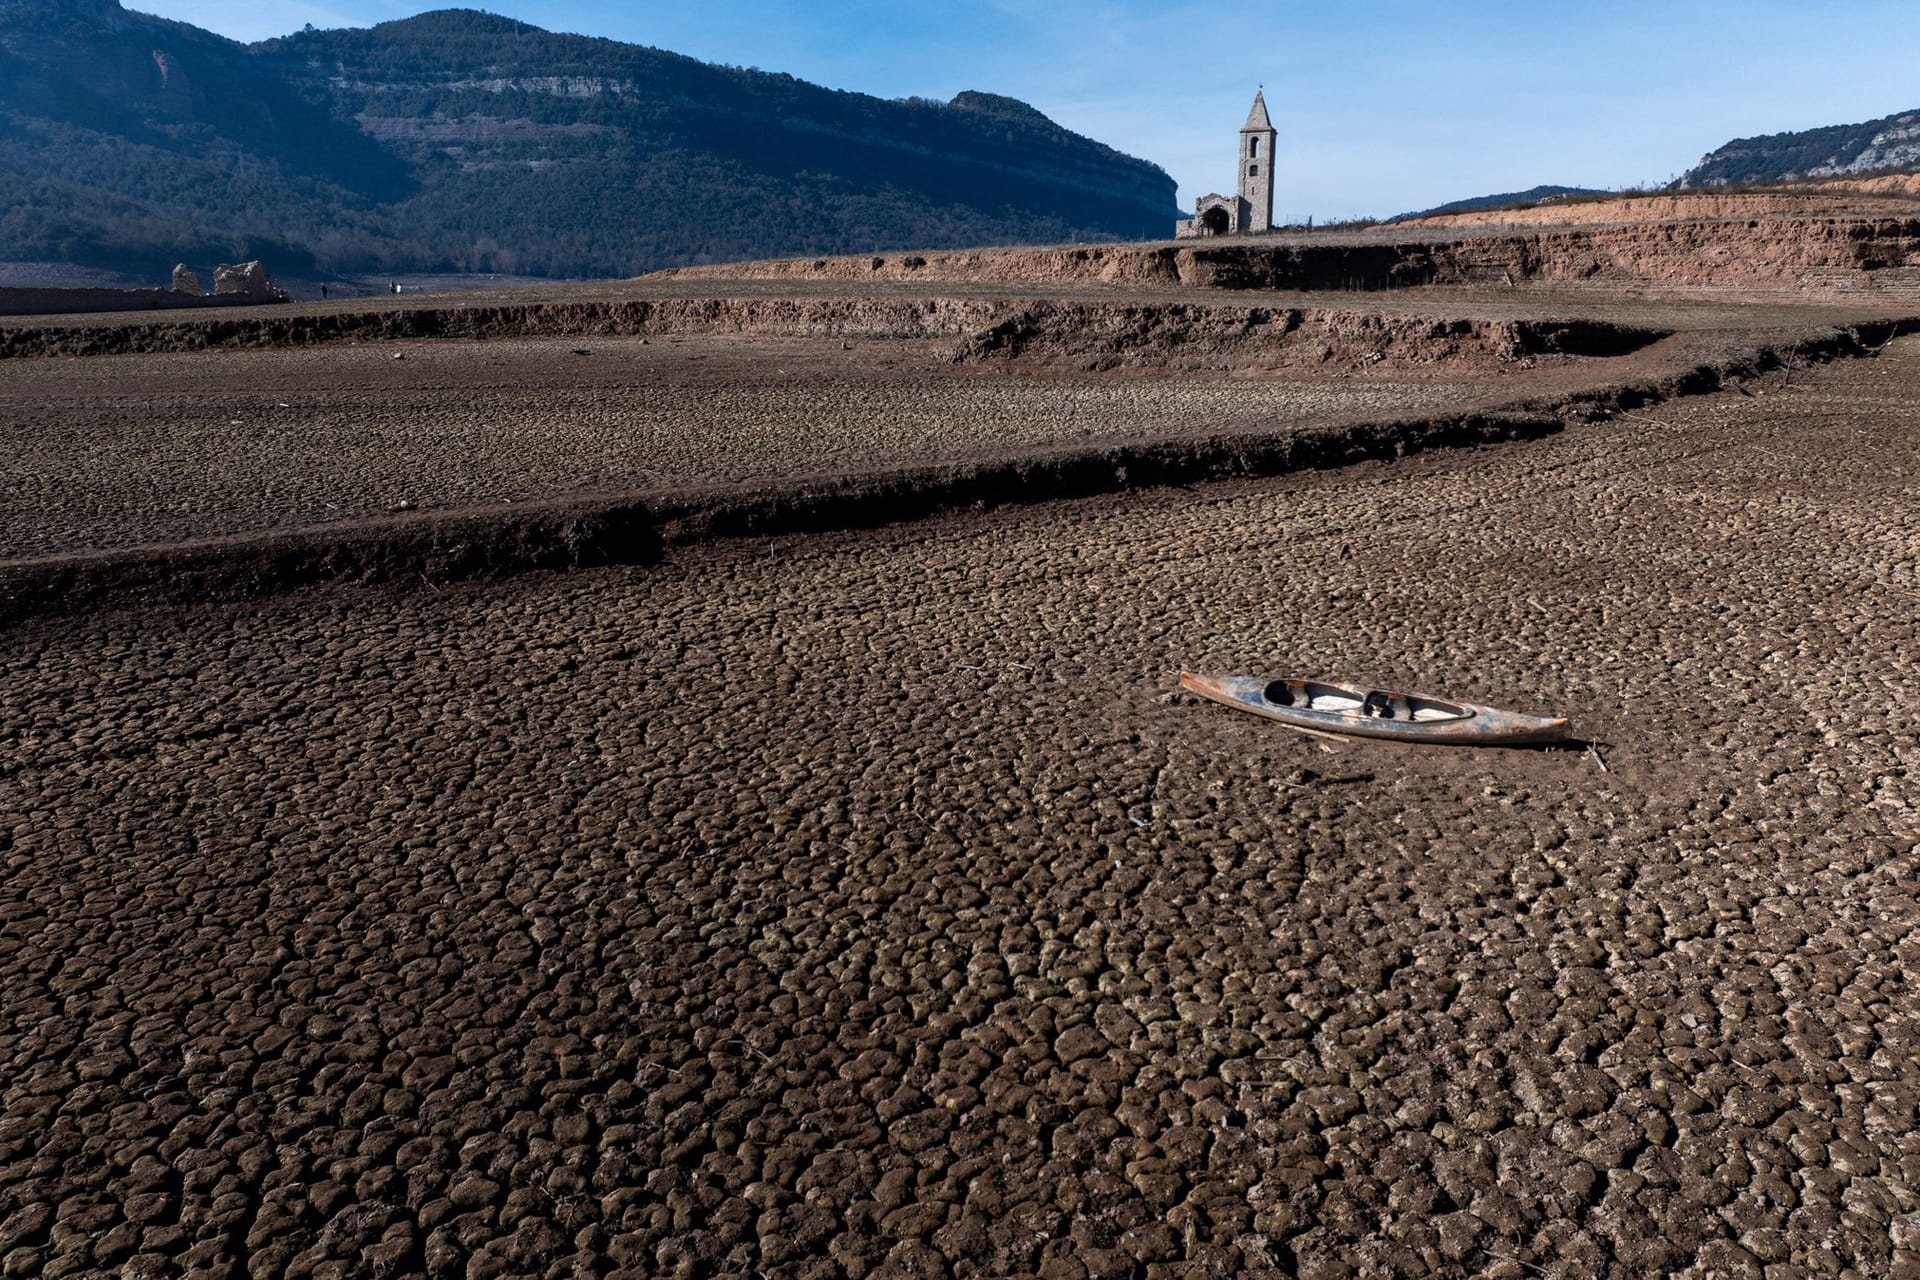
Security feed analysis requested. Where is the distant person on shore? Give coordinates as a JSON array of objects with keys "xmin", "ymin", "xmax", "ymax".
[{"xmin": 320, "ymin": 283, "xmax": 329, "ymax": 300}]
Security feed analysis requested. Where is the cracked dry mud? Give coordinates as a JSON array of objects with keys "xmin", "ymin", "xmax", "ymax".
[
  {"xmin": 0, "ymin": 334, "xmax": 1500, "ymax": 560},
  {"xmin": 0, "ymin": 298, "xmax": 1886, "ymax": 564},
  {"xmin": 4, "ymin": 339, "xmax": 1920, "ymax": 1280}
]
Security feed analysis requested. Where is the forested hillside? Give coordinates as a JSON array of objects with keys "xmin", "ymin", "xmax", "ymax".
[
  {"xmin": 1681, "ymin": 109, "xmax": 1920, "ymax": 186},
  {"xmin": 0, "ymin": 0, "xmax": 1180, "ymax": 277},
  {"xmin": 1388, "ymin": 186, "xmax": 1609, "ymax": 223}
]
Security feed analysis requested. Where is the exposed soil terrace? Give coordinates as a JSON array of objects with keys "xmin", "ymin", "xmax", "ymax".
[
  {"xmin": 3, "ymin": 339, "xmax": 1918, "ymax": 1279},
  {"xmin": 1396, "ymin": 186, "xmax": 1920, "ymax": 230},
  {"xmin": 0, "ymin": 296, "xmax": 1667, "ymax": 363},
  {"xmin": 0, "ymin": 334, "xmax": 1500, "ymax": 559},
  {"xmin": 4, "ymin": 302, "xmax": 1907, "ymax": 618},
  {"xmin": 0, "ymin": 274, "xmax": 1907, "ymax": 350},
  {"xmin": 659, "ymin": 215, "xmax": 1920, "ymax": 299}
]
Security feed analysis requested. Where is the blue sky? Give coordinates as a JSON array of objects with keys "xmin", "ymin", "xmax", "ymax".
[{"xmin": 134, "ymin": 0, "xmax": 1920, "ymax": 218}]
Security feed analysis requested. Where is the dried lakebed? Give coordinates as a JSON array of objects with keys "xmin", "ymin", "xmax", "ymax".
[
  {"xmin": 3, "ymin": 339, "xmax": 1917, "ymax": 1279},
  {"xmin": 0, "ymin": 307, "xmax": 1889, "ymax": 580},
  {"xmin": 0, "ymin": 334, "xmax": 1501, "ymax": 560}
]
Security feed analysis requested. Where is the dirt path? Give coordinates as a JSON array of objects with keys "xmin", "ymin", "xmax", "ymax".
[{"xmin": 2, "ymin": 342, "xmax": 1917, "ymax": 1279}]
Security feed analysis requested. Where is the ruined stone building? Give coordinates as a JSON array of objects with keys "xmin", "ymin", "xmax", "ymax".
[{"xmin": 1175, "ymin": 91, "xmax": 1275, "ymax": 238}]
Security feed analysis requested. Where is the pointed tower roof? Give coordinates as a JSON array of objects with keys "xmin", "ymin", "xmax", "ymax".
[{"xmin": 1242, "ymin": 90, "xmax": 1273, "ymax": 133}]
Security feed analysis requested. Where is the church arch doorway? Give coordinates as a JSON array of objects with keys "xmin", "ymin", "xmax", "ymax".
[{"xmin": 1201, "ymin": 206, "xmax": 1231, "ymax": 235}]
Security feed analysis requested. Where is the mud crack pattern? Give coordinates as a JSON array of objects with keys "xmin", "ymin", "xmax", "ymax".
[
  {"xmin": 2, "ymin": 342, "xmax": 1919, "ymax": 1278},
  {"xmin": 0, "ymin": 335, "xmax": 1500, "ymax": 560}
]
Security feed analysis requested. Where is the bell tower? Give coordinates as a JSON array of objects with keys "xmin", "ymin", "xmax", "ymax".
[
  {"xmin": 1174, "ymin": 87, "xmax": 1281, "ymax": 239},
  {"xmin": 1238, "ymin": 90, "xmax": 1276, "ymax": 233}
]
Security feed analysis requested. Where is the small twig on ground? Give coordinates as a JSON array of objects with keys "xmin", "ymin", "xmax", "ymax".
[
  {"xmin": 728, "ymin": 1039, "xmax": 774, "ymax": 1065},
  {"xmin": 1490, "ymin": 1248, "xmax": 1553, "ymax": 1278},
  {"xmin": 1588, "ymin": 744, "xmax": 1609, "ymax": 774},
  {"xmin": 1277, "ymin": 721, "xmax": 1348, "ymax": 744},
  {"xmin": 1620, "ymin": 411, "xmax": 1677, "ymax": 430},
  {"xmin": 419, "ymin": 573, "xmax": 441, "ymax": 594}
]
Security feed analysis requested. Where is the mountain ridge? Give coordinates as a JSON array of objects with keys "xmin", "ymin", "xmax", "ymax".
[
  {"xmin": 0, "ymin": 1, "xmax": 1180, "ymax": 277},
  {"xmin": 1681, "ymin": 107, "xmax": 1920, "ymax": 186},
  {"xmin": 1388, "ymin": 185, "xmax": 1611, "ymax": 223}
]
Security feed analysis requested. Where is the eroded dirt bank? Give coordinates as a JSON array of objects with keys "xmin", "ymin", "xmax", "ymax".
[
  {"xmin": 3, "ymin": 341, "xmax": 1918, "ymax": 1279},
  {"xmin": 0, "ymin": 406, "xmax": 1560, "ymax": 622},
  {"xmin": 1396, "ymin": 185, "xmax": 1920, "ymax": 230},
  {"xmin": 0, "ymin": 296, "xmax": 1664, "ymax": 363},
  {"xmin": 4, "ymin": 319, "xmax": 1902, "ymax": 622},
  {"xmin": 664, "ymin": 217, "xmax": 1920, "ymax": 295}
]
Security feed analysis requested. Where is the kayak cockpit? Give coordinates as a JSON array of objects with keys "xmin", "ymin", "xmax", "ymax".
[{"xmin": 1261, "ymin": 679, "xmax": 1472, "ymax": 724}]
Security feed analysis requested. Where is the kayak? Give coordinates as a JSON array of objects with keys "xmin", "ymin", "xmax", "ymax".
[{"xmin": 1179, "ymin": 671, "xmax": 1571, "ymax": 745}]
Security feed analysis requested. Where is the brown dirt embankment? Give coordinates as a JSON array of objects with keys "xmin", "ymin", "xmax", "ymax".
[
  {"xmin": 957, "ymin": 306, "xmax": 1665, "ymax": 370},
  {"xmin": 3, "ymin": 319, "xmax": 1901, "ymax": 624},
  {"xmin": 0, "ymin": 295, "xmax": 1661, "ymax": 366},
  {"xmin": 0, "ymin": 297, "xmax": 1000, "ymax": 359},
  {"xmin": 1825, "ymin": 172, "xmax": 1920, "ymax": 198},
  {"xmin": 0, "ymin": 411, "xmax": 1556, "ymax": 623},
  {"xmin": 661, "ymin": 217, "xmax": 1920, "ymax": 296},
  {"xmin": 1399, "ymin": 188, "xmax": 1920, "ymax": 229}
]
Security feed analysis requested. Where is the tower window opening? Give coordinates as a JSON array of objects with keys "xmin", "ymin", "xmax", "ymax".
[
  {"xmin": 1248, "ymin": 164, "xmax": 1259, "ymax": 176},
  {"xmin": 1250, "ymin": 138, "xmax": 1260, "ymax": 157}
]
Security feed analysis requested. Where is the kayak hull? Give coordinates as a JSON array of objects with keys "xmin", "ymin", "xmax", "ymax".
[{"xmin": 1180, "ymin": 672, "xmax": 1571, "ymax": 745}]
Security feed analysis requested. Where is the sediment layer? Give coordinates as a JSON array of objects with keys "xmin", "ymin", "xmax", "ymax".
[
  {"xmin": 6, "ymin": 340, "xmax": 1919, "ymax": 1280},
  {"xmin": 1396, "ymin": 185, "xmax": 1920, "ymax": 229},
  {"xmin": 665, "ymin": 217, "xmax": 1920, "ymax": 295},
  {"xmin": 0, "ymin": 296, "xmax": 1666, "ymax": 363},
  {"xmin": 0, "ymin": 411, "xmax": 1557, "ymax": 622},
  {"xmin": 4, "ymin": 319, "xmax": 1903, "ymax": 624}
]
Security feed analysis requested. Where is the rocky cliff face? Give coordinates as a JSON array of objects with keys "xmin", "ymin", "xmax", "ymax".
[
  {"xmin": 1682, "ymin": 109, "xmax": 1920, "ymax": 186},
  {"xmin": 1822, "ymin": 113, "xmax": 1920, "ymax": 176},
  {"xmin": 0, "ymin": 5, "xmax": 1180, "ymax": 278}
]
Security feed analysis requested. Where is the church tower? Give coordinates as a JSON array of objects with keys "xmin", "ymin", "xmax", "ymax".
[
  {"xmin": 1238, "ymin": 90, "xmax": 1276, "ymax": 233},
  {"xmin": 1174, "ymin": 88, "xmax": 1279, "ymax": 238}
]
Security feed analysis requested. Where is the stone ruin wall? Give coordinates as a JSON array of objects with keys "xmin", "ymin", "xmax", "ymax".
[
  {"xmin": 0, "ymin": 262, "xmax": 284, "ymax": 317},
  {"xmin": 0, "ymin": 287, "xmax": 264, "ymax": 318}
]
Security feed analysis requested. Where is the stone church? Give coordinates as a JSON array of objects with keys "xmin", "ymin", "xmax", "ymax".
[{"xmin": 1175, "ymin": 91, "xmax": 1275, "ymax": 238}]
